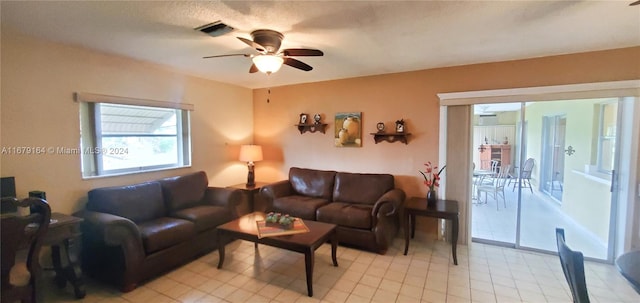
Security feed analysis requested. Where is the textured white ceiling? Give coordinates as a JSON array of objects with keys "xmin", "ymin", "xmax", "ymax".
[{"xmin": 2, "ymin": 1, "xmax": 639, "ymax": 89}]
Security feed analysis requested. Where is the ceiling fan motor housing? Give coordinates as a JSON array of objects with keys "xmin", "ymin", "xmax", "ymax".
[{"xmin": 251, "ymin": 29, "xmax": 284, "ymax": 53}]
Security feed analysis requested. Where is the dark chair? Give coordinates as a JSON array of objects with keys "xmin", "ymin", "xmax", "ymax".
[
  {"xmin": 1, "ymin": 198, "xmax": 51, "ymax": 303},
  {"xmin": 556, "ymin": 228, "xmax": 590, "ymax": 303},
  {"xmin": 512, "ymin": 158, "xmax": 535, "ymax": 192}
]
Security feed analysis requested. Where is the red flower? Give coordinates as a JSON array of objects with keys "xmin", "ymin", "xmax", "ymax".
[{"xmin": 419, "ymin": 162, "xmax": 446, "ymax": 191}]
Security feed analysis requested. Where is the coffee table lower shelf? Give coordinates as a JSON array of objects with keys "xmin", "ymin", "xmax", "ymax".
[{"xmin": 216, "ymin": 212, "xmax": 338, "ymax": 297}]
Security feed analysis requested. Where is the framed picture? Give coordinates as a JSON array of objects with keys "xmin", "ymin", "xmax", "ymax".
[
  {"xmin": 395, "ymin": 119, "xmax": 405, "ymax": 133},
  {"xmin": 335, "ymin": 112, "xmax": 362, "ymax": 147},
  {"xmin": 299, "ymin": 113, "xmax": 308, "ymax": 125}
]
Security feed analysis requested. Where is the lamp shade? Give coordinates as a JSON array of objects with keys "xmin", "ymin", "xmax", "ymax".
[
  {"xmin": 252, "ymin": 55, "xmax": 284, "ymax": 74},
  {"xmin": 239, "ymin": 145, "xmax": 263, "ymax": 162}
]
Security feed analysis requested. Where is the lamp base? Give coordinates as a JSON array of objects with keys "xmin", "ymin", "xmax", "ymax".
[{"xmin": 246, "ymin": 163, "xmax": 256, "ymax": 188}]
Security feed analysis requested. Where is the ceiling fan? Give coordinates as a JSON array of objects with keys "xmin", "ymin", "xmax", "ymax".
[
  {"xmin": 631, "ymin": 0, "xmax": 640, "ymax": 5},
  {"xmin": 203, "ymin": 29, "xmax": 324, "ymax": 74}
]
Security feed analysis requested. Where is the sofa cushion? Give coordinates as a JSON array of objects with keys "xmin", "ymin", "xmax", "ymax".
[
  {"xmin": 289, "ymin": 167, "xmax": 336, "ymax": 200},
  {"xmin": 159, "ymin": 171, "xmax": 208, "ymax": 212},
  {"xmin": 316, "ymin": 202, "xmax": 372, "ymax": 229},
  {"xmin": 171, "ymin": 205, "xmax": 232, "ymax": 232},
  {"xmin": 87, "ymin": 182, "xmax": 166, "ymax": 223},
  {"xmin": 272, "ymin": 195, "xmax": 330, "ymax": 220},
  {"xmin": 137, "ymin": 217, "xmax": 196, "ymax": 254},
  {"xmin": 333, "ymin": 172, "xmax": 394, "ymax": 205}
]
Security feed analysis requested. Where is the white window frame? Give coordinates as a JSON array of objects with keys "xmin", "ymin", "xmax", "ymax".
[
  {"xmin": 596, "ymin": 101, "xmax": 617, "ymax": 174},
  {"xmin": 76, "ymin": 93, "xmax": 193, "ymax": 178}
]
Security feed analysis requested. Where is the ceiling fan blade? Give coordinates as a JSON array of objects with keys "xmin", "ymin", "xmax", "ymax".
[
  {"xmin": 202, "ymin": 54, "xmax": 249, "ymax": 59},
  {"xmin": 283, "ymin": 58, "xmax": 313, "ymax": 71},
  {"xmin": 282, "ymin": 49, "xmax": 324, "ymax": 57},
  {"xmin": 237, "ymin": 37, "xmax": 266, "ymax": 53},
  {"xmin": 631, "ymin": 0, "xmax": 640, "ymax": 5},
  {"xmin": 249, "ymin": 64, "xmax": 259, "ymax": 73}
]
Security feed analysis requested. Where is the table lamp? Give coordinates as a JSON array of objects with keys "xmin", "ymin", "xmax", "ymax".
[{"xmin": 239, "ymin": 144, "xmax": 263, "ymax": 187}]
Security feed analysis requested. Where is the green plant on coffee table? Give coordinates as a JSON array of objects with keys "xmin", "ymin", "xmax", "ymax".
[
  {"xmin": 265, "ymin": 212, "xmax": 294, "ymax": 229},
  {"xmin": 266, "ymin": 212, "xmax": 280, "ymax": 223}
]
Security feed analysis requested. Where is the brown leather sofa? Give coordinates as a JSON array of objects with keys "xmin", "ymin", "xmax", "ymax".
[
  {"xmin": 260, "ymin": 167, "xmax": 405, "ymax": 254},
  {"xmin": 79, "ymin": 171, "xmax": 243, "ymax": 292}
]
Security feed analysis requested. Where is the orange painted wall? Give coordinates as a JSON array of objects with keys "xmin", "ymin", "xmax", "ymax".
[
  {"xmin": 252, "ymin": 47, "xmax": 639, "ymax": 232},
  {"xmin": 253, "ymin": 70, "xmax": 442, "ymax": 198}
]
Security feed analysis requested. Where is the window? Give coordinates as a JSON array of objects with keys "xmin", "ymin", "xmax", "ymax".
[
  {"xmin": 596, "ymin": 101, "xmax": 617, "ymax": 173},
  {"xmin": 78, "ymin": 93, "xmax": 192, "ymax": 178}
]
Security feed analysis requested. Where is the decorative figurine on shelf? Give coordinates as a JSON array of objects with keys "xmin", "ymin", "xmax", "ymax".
[
  {"xmin": 395, "ymin": 119, "xmax": 405, "ymax": 133},
  {"xmin": 299, "ymin": 113, "xmax": 308, "ymax": 125},
  {"xmin": 313, "ymin": 114, "xmax": 322, "ymax": 124},
  {"xmin": 376, "ymin": 122, "xmax": 385, "ymax": 133}
]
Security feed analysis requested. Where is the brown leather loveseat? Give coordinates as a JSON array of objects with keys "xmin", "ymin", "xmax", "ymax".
[
  {"xmin": 260, "ymin": 167, "xmax": 405, "ymax": 254},
  {"xmin": 80, "ymin": 171, "xmax": 242, "ymax": 292}
]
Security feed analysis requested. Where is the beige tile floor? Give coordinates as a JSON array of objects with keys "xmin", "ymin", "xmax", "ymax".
[{"xmin": 43, "ymin": 237, "xmax": 640, "ymax": 303}]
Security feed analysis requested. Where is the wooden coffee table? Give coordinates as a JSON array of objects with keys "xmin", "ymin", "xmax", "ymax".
[{"xmin": 216, "ymin": 212, "xmax": 338, "ymax": 297}]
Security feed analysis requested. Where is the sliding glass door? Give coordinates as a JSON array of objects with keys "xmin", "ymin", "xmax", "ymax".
[
  {"xmin": 470, "ymin": 103, "xmax": 520, "ymax": 245},
  {"xmin": 471, "ymin": 98, "xmax": 621, "ymax": 260}
]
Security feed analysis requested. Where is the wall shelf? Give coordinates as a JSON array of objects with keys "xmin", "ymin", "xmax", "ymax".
[
  {"xmin": 370, "ymin": 132, "xmax": 411, "ymax": 144},
  {"xmin": 295, "ymin": 123, "xmax": 327, "ymax": 134}
]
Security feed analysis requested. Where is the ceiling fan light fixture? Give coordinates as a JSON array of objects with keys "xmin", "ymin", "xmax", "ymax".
[{"xmin": 252, "ymin": 55, "xmax": 284, "ymax": 74}]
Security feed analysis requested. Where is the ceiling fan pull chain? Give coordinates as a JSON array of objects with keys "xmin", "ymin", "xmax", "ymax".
[{"xmin": 267, "ymin": 88, "xmax": 271, "ymax": 103}]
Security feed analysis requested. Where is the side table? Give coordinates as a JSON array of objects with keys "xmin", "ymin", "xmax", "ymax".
[
  {"xmin": 403, "ymin": 197, "xmax": 459, "ymax": 265},
  {"xmin": 44, "ymin": 213, "xmax": 85, "ymax": 298},
  {"xmin": 228, "ymin": 182, "xmax": 269, "ymax": 215}
]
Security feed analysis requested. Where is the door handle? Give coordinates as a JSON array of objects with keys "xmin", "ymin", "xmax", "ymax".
[{"xmin": 610, "ymin": 169, "xmax": 615, "ymax": 193}]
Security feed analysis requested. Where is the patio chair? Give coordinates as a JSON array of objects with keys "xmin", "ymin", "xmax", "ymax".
[
  {"xmin": 511, "ymin": 158, "xmax": 535, "ymax": 192},
  {"xmin": 490, "ymin": 160, "xmax": 500, "ymax": 176},
  {"xmin": 552, "ymin": 171, "xmax": 564, "ymax": 192},
  {"xmin": 477, "ymin": 164, "xmax": 511, "ymax": 210},
  {"xmin": 555, "ymin": 228, "xmax": 590, "ymax": 303},
  {"xmin": 479, "ymin": 160, "xmax": 500, "ymax": 185},
  {"xmin": 473, "ymin": 161, "xmax": 497, "ymax": 203}
]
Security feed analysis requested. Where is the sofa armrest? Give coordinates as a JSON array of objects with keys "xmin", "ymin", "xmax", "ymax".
[
  {"xmin": 259, "ymin": 181, "xmax": 293, "ymax": 212},
  {"xmin": 371, "ymin": 189, "xmax": 406, "ymax": 221},
  {"xmin": 80, "ymin": 211, "xmax": 145, "ymax": 282},
  {"xmin": 81, "ymin": 210, "xmax": 142, "ymax": 247},
  {"xmin": 203, "ymin": 187, "xmax": 243, "ymax": 218},
  {"xmin": 261, "ymin": 180, "xmax": 293, "ymax": 199},
  {"xmin": 371, "ymin": 189, "xmax": 405, "ymax": 253}
]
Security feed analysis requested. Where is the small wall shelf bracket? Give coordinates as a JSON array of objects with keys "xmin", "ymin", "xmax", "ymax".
[
  {"xmin": 296, "ymin": 124, "xmax": 328, "ymax": 134},
  {"xmin": 370, "ymin": 133, "xmax": 411, "ymax": 144}
]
